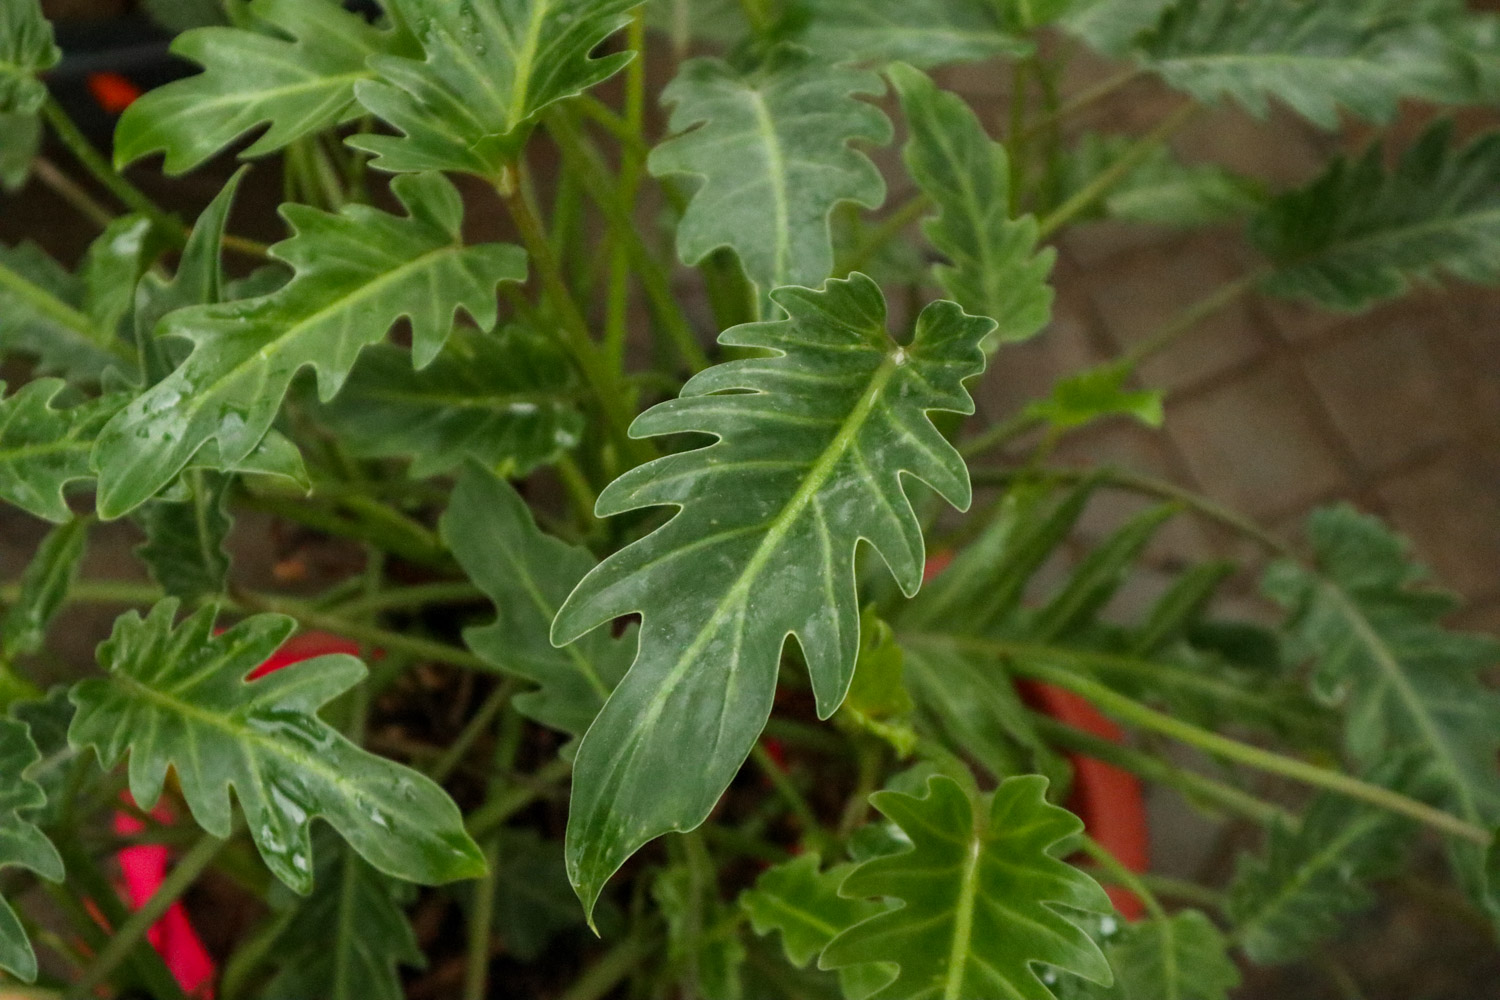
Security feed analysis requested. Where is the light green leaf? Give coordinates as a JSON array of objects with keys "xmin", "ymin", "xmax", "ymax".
[
  {"xmin": 351, "ymin": 0, "xmax": 638, "ymax": 177},
  {"xmin": 0, "ymin": 716, "xmax": 64, "ymax": 983},
  {"xmin": 1252, "ymin": 120, "xmax": 1500, "ymax": 311},
  {"xmin": 656, "ymin": 863, "xmax": 747, "ymax": 1000},
  {"xmin": 841, "ymin": 608, "xmax": 917, "ymax": 754},
  {"xmin": 91, "ymin": 171, "xmax": 526, "ymax": 519},
  {"xmin": 134, "ymin": 470, "xmax": 232, "ymax": 604},
  {"xmin": 822, "ymin": 775, "xmax": 1113, "ymax": 1000},
  {"xmin": 1058, "ymin": 133, "xmax": 1265, "ymax": 228},
  {"xmin": 0, "ymin": 111, "xmax": 38, "ymax": 190},
  {"xmin": 0, "ymin": 517, "xmax": 88, "ymax": 660},
  {"xmin": 262, "ymin": 834, "xmax": 423, "ymax": 1000},
  {"xmin": 741, "ymin": 853, "xmax": 886, "ymax": 970},
  {"xmin": 889, "ymin": 63, "xmax": 1053, "ymax": 347},
  {"xmin": 795, "ymin": 0, "xmax": 1029, "ymax": 69},
  {"xmin": 317, "ymin": 329, "xmax": 581, "ymax": 479},
  {"xmin": 81, "ymin": 215, "xmax": 165, "ymax": 348},
  {"xmin": 0, "ymin": 243, "xmax": 122, "ymax": 381},
  {"xmin": 68, "ymin": 599, "xmax": 487, "ymax": 891},
  {"xmin": 648, "ymin": 47, "xmax": 891, "ymax": 292},
  {"xmin": 1135, "ymin": 0, "xmax": 1470, "ymax": 128},
  {"xmin": 0, "ymin": 380, "xmax": 129, "ymax": 522},
  {"xmin": 1061, "ymin": 910, "xmax": 1239, "ymax": 1000},
  {"xmin": 552, "ymin": 275, "xmax": 990, "ymax": 916},
  {"xmin": 115, "ymin": 0, "xmax": 410, "ymax": 174},
  {"xmin": 0, "ymin": 0, "xmax": 58, "ymax": 115},
  {"xmin": 645, "ymin": 0, "xmax": 748, "ymax": 49},
  {"xmin": 441, "ymin": 463, "xmax": 632, "ymax": 740},
  {"xmin": 1024, "ymin": 363, "xmax": 1164, "ymax": 432}
]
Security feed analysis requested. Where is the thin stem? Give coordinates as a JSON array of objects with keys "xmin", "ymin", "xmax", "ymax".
[
  {"xmin": 1018, "ymin": 67, "xmax": 1143, "ymax": 144},
  {"xmin": 958, "ymin": 410, "xmax": 1044, "ymax": 459},
  {"xmin": 555, "ymin": 932, "xmax": 659, "ymax": 1000},
  {"xmin": 1006, "ymin": 656, "xmax": 1493, "ymax": 845},
  {"xmin": 429, "ymin": 681, "xmax": 516, "ymax": 784},
  {"xmin": 605, "ymin": 8, "xmax": 650, "ymax": 370},
  {"xmin": 1119, "ymin": 270, "xmax": 1268, "ymax": 370},
  {"xmin": 465, "ymin": 756, "xmax": 573, "ymax": 840},
  {"xmin": 1078, "ymin": 834, "xmax": 1166, "ymax": 921},
  {"xmin": 31, "ymin": 156, "xmax": 115, "ymax": 228},
  {"xmin": 41, "ymin": 98, "xmax": 179, "ymax": 237},
  {"xmin": 1036, "ymin": 102, "xmax": 1198, "ymax": 240},
  {"xmin": 329, "ymin": 581, "xmax": 485, "ymax": 618},
  {"xmin": 750, "ymin": 743, "xmax": 836, "ymax": 854},
  {"xmin": 838, "ymin": 193, "xmax": 933, "ymax": 277}
]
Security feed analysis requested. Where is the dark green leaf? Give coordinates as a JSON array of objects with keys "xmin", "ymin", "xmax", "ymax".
[
  {"xmin": 648, "ymin": 47, "xmax": 891, "ymax": 292},
  {"xmin": 741, "ymin": 853, "xmax": 886, "ymax": 969},
  {"xmin": 0, "ymin": 517, "xmax": 88, "ymax": 660},
  {"xmin": 1060, "ymin": 0, "xmax": 1174, "ymax": 55},
  {"xmin": 552, "ymin": 275, "xmax": 990, "ymax": 917},
  {"xmin": 140, "ymin": 0, "xmax": 228, "ymax": 32},
  {"xmin": 821, "ymin": 775, "xmax": 1113, "ymax": 1000},
  {"xmin": 795, "ymin": 0, "xmax": 1029, "ymax": 68},
  {"xmin": 318, "ymin": 329, "xmax": 581, "ymax": 479},
  {"xmin": 1252, "ymin": 120, "xmax": 1500, "ymax": 311},
  {"xmin": 0, "ymin": 380, "xmax": 129, "ymax": 522},
  {"xmin": 441, "ymin": 464, "xmax": 632, "ymax": 740},
  {"xmin": 1060, "ymin": 910, "xmax": 1239, "ymax": 1000},
  {"xmin": 81, "ymin": 215, "xmax": 165, "ymax": 347},
  {"xmin": 6, "ymin": 687, "xmax": 78, "ymax": 826},
  {"xmin": 0, "ymin": 0, "xmax": 58, "ymax": 115},
  {"xmin": 115, "ymin": 0, "xmax": 411, "ymax": 174},
  {"xmin": 491, "ymin": 828, "xmax": 583, "ymax": 960},
  {"xmin": 889, "ymin": 63, "xmax": 1053, "ymax": 346},
  {"xmin": 91, "ymin": 172, "xmax": 526, "ymax": 518},
  {"xmin": 656, "ymin": 862, "xmax": 747, "ymax": 1000},
  {"xmin": 0, "ymin": 243, "xmax": 122, "ymax": 381},
  {"xmin": 841, "ymin": 608, "xmax": 917, "ymax": 754},
  {"xmin": 134, "ymin": 470, "xmax": 232, "ymax": 604},
  {"xmin": 351, "ymin": 0, "xmax": 637, "ymax": 177},
  {"xmin": 0, "ymin": 717, "xmax": 64, "ymax": 982},
  {"xmin": 68, "ymin": 599, "xmax": 487, "ymax": 891}
]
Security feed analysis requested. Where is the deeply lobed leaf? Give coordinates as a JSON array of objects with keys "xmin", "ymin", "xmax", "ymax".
[
  {"xmin": 794, "ymin": 0, "xmax": 1029, "ymax": 69},
  {"xmin": 0, "ymin": 517, "xmax": 88, "ymax": 661},
  {"xmin": 0, "ymin": 380, "xmax": 129, "ymax": 523},
  {"xmin": 551, "ymin": 274, "xmax": 991, "ymax": 916},
  {"xmin": 0, "ymin": 0, "xmax": 58, "ymax": 116},
  {"xmin": 0, "ymin": 717, "xmax": 64, "ymax": 983}
]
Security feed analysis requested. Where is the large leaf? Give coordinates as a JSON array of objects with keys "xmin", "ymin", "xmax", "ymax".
[
  {"xmin": 134, "ymin": 470, "xmax": 232, "ymax": 604},
  {"xmin": 350, "ymin": 0, "xmax": 637, "ymax": 177},
  {"xmin": 0, "ymin": 243, "xmax": 125, "ymax": 381},
  {"xmin": 1135, "ymin": 0, "xmax": 1470, "ymax": 128},
  {"xmin": 317, "ymin": 328, "xmax": 581, "ymax": 479},
  {"xmin": 821, "ymin": 775, "xmax": 1113, "ymax": 1000},
  {"xmin": 0, "ymin": 717, "xmax": 64, "ymax": 982},
  {"xmin": 90, "ymin": 172, "xmax": 525, "ymax": 518},
  {"xmin": 0, "ymin": 0, "xmax": 58, "ymax": 115},
  {"xmin": 794, "ymin": 0, "xmax": 1029, "ymax": 69},
  {"xmin": 1264, "ymin": 505, "xmax": 1500, "ymax": 918},
  {"xmin": 648, "ymin": 47, "xmax": 891, "ymax": 293},
  {"xmin": 114, "ymin": 0, "xmax": 410, "ymax": 174},
  {"xmin": 262, "ymin": 835, "xmax": 423, "ymax": 1000},
  {"xmin": 440, "ymin": 463, "xmax": 632, "ymax": 740},
  {"xmin": 551, "ymin": 274, "xmax": 991, "ymax": 915},
  {"xmin": 1252, "ymin": 120, "xmax": 1500, "ymax": 311},
  {"xmin": 889, "ymin": 64, "xmax": 1053, "ymax": 347},
  {"xmin": 0, "ymin": 380, "xmax": 129, "ymax": 522},
  {"xmin": 68, "ymin": 599, "xmax": 487, "ymax": 892},
  {"xmin": 0, "ymin": 517, "xmax": 88, "ymax": 661},
  {"xmin": 1059, "ymin": 911, "xmax": 1239, "ymax": 1000}
]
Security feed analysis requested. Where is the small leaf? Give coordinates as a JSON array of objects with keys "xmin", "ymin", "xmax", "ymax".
[
  {"xmin": 0, "ymin": 380, "xmax": 129, "ymax": 522},
  {"xmin": 1060, "ymin": 910, "xmax": 1239, "ymax": 1000},
  {"xmin": 491, "ymin": 828, "xmax": 584, "ymax": 960},
  {"xmin": 843, "ymin": 608, "xmax": 915, "ymax": 736},
  {"xmin": 0, "ymin": 243, "xmax": 122, "ymax": 381},
  {"xmin": 91, "ymin": 172, "xmax": 526, "ymax": 518},
  {"xmin": 0, "ymin": 111, "xmax": 38, "ymax": 190},
  {"xmin": 889, "ymin": 63, "xmax": 1053, "ymax": 347},
  {"xmin": 1060, "ymin": 0, "xmax": 1175, "ymax": 55},
  {"xmin": 1252, "ymin": 120, "xmax": 1500, "ymax": 311},
  {"xmin": 1, "ymin": 517, "xmax": 88, "ymax": 660},
  {"xmin": 1024, "ymin": 363, "xmax": 1164, "ymax": 432},
  {"xmin": 351, "ymin": 0, "xmax": 637, "ymax": 177},
  {"xmin": 134, "ymin": 470, "xmax": 232, "ymax": 604},
  {"xmin": 68, "ymin": 599, "xmax": 487, "ymax": 892},
  {"xmin": 740, "ymin": 853, "xmax": 885, "ymax": 969},
  {"xmin": 656, "ymin": 863, "xmax": 748, "ymax": 1000},
  {"xmin": 262, "ymin": 833, "xmax": 423, "ymax": 1000},
  {"xmin": 0, "ymin": 0, "xmax": 58, "ymax": 115},
  {"xmin": 115, "ymin": 0, "xmax": 412, "ymax": 174},
  {"xmin": 317, "ymin": 329, "xmax": 582, "ymax": 479},
  {"xmin": 0, "ymin": 717, "xmax": 65, "ymax": 983},
  {"xmin": 821, "ymin": 775, "xmax": 1113, "ymax": 1000},
  {"xmin": 794, "ymin": 0, "xmax": 1029, "ymax": 69},
  {"xmin": 81, "ymin": 215, "xmax": 166, "ymax": 346},
  {"xmin": 649, "ymin": 47, "xmax": 891, "ymax": 292},
  {"xmin": 1058, "ymin": 133, "xmax": 1265, "ymax": 228},
  {"xmin": 440, "ymin": 463, "xmax": 632, "ymax": 740}
]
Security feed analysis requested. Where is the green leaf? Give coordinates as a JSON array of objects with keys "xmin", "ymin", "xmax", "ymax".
[
  {"xmin": 656, "ymin": 862, "xmax": 748, "ymax": 1000},
  {"xmin": 140, "ymin": 0, "xmax": 228, "ymax": 32},
  {"xmin": 0, "ymin": 243, "xmax": 122, "ymax": 381},
  {"xmin": 441, "ymin": 463, "xmax": 632, "ymax": 740},
  {"xmin": 0, "ymin": 111, "xmax": 38, "ymax": 190},
  {"xmin": 889, "ymin": 63, "xmax": 1053, "ymax": 347},
  {"xmin": 0, "ymin": 717, "xmax": 64, "ymax": 983},
  {"xmin": 0, "ymin": 380, "xmax": 129, "ymax": 522},
  {"xmin": 648, "ymin": 47, "xmax": 891, "ymax": 292},
  {"xmin": 795, "ymin": 0, "xmax": 1029, "ymax": 69},
  {"xmin": 1058, "ymin": 133, "xmax": 1265, "ymax": 228},
  {"xmin": 552, "ymin": 274, "xmax": 990, "ymax": 916},
  {"xmin": 350, "ymin": 0, "xmax": 638, "ymax": 177},
  {"xmin": 114, "ymin": 0, "xmax": 410, "ymax": 174},
  {"xmin": 68, "ymin": 599, "xmax": 487, "ymax": 892},
  {"xmin": 1135, "ymin": 0, "xmax": 1469, "ymax": 128},
  {"xmin": 317, "ymin": 328, "xmax": 582, "ymax": 479},
  {"xmin": 0, "ymin": 0, "xmax": 58, "ymax": 115},
  {"xmin": 841, "ymin": 608, "xmax": 917, "ymax": 753},
  {"xmin": 0, "ymin": 517, "xmax": 88, "ymax": 660},
  {"xmin": 1252, "ymin": 120, "xmax": 1500, "ymax": 312},
  {"xmin": 821, "ymin": 775, "xmax": 1113, "ymax": 1000},
  {"xmin": 1024, "ymin": 363, "xmax": 1164, "ymax": 432},
  {"xmin": 6, "ymin": 687, "xmax": 79, "ymax": 826},
  {"xmin": 1228, "ymin": 777, "xmax": 1416, "ymax": 965},
  {"xmin": 1061, "ymin": 911, "xmax": 1239, "ymax": 1000},
  {"xmin": 491, "ymin": 828, "xmax": 583, "ymax": 960},
  {"xmin": 262, "ymin": 834, "xmax": 423, "ymax": 1000},
  {"xmin": 1060, "ymin": 0, "xmax": 1175, "ymax": 55},
  {"xmin": 134, "ymin": 470, "xmax": 232, "ymax": 604},
  {"xmin": 91, "ymin": 171, "xmax": 526, "ymax": 518},
  {"xmin": 740, "ymin": 853, "xmax": 885, "ymax": 970}
]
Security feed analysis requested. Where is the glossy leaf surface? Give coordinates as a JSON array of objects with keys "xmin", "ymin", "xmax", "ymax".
[
  {"xmin": 0, "ymin": 243, "xmax": 124, "ymax": 381},
  {"xmin": 741, "ymin": 853, "xmax": 884, "ymax": 969},
  {"xmin": 0, "ymin": 517, "xmax": 87, "ymax": 660},
  {"xmin": 1061, "ymin": 911, "xmax": 1239, "ymax": 1000},
  {"xmin": 649, "ymin": 48, "xmax": 890, "ymax": 292},
  {"xmin": 91, "ymin": 172, "xmax": 525, "ymax": 518},
  {"xmin": 0, "ymin": 717, "xmax": 63, "ymax": 982},
  {"xmin": 351, "ymin": 0, "xmax": 637, "ymax": 176},
  {"xmin": 0, "ymin": 380, "xmax": 128, "ymax": 522},
  {"xmin": 821, "ymin": 775, "xmax": 1113, "ymax": 1000},
  {"xmin": 552, "ymin": 275, "xmax": 990, "ymax": 915},
  {"xmin": 135, "ymin": 470, "xmax": 232, "ymax": 604},
  {"xmin": 68, "ymin": 600, "xmax": 487, "ymax": 892}
]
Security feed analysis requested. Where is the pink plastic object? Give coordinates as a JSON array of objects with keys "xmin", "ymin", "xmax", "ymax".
[{"xmin": 112, "ymin": 631, "xmax": 361, "ymax": 995}]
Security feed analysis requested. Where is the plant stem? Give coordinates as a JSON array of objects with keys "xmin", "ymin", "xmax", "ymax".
[
  {"xmin": 556, "ymin": 932, "xmax": 659, "ymax": 1000},
  {"xmin": 1036, "ymin": 102, "xmax": 1198, "ymax": 240},
  {"xmin": 41, "ymin": 98, "xmax": 179, "ymax": 237},
  {"xmin": 1120, "ymin": 269, "xmax": 1268, "ymax": 370},
  {"xmin": 1006, "ymin": 656, "xmax": 1493, "ymax": 845},
  {"xmin": 31, "ymin": 155, "xmax": 115, "ymax": 228},
  {"xmin": 1017, "ymin": 67, "xmax": 1143, "ymax": 144},
  {"xmin": 839, "ymin": 193, "xmax": 933, "ymax": 277},
  {"xmin": 463, "ymin": 835, "xmax": 501, "ymax": 1000},
  {"xmin": 330, "ymin": 581, "xmax": 485, "ymax": 618},
  {"xmin": 750, "ymin": 743, "xmax": 835, "ymax": 854},
  {"xmin": 430, "ymin": 681, "xmax": 517, "ymax": 784},
  {"xmin": 1078, "ymin": 834, "xmax": 1166, "ymax": 921},
  {"xmin": 465, "ymin": 756, "xmax": 574, "ymax": 840},
  {"xmin": 66, "ymin": 833, "xmax": 226, "ymax": 1000},
  {"xmin": 236, "ymin": 592, "xmax": 495, "ymax": 672}
]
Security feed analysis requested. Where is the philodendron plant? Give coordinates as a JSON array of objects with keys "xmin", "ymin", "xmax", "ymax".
[{"xmin": 2, "ymin": 0, "xmax": 1499, "ymax": 996}]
